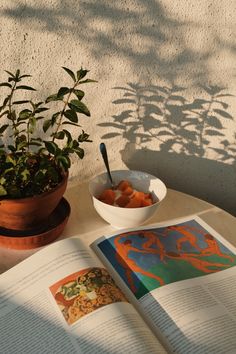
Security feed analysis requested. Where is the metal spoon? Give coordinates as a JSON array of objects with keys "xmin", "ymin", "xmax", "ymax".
[{"xmin": 99, "ymin": 142, "xmax": 115, "ymax": 188}]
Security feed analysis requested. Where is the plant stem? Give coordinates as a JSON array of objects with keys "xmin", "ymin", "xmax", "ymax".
[
  {"xmin": 53, "ymin": 81, "xmax": 78, "ymax": 142},
  {"xmin": 26, "ymin": 107, "xmax": 36, "ymax": 153},
  {"xmin": 8, "ymin": 81, "xmax": 18, "ymax": 149}
]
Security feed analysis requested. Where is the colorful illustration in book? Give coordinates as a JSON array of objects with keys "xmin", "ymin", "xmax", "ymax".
[
  {"xmin": 114, "ymin": 235, "xmax": 165, "ymax": 293},
  {"xmin": 166, "ymin": 252, "xmax": 230, "ymax": 273},
  {"xmin": 50, "ymin": 267, "xmax": 127, "ymax": 325},
  {"xmin": 166, "ymin": 225, "xmax": 202, "ymax": 252},
  {"xmin": 97, "ymin": 219, "xmax": 236, "ymax": 299}
]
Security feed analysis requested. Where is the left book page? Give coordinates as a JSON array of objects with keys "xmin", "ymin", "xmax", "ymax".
[{"xmin": 0, "ymin": 237, "xmax": 167, "ymax": 354}]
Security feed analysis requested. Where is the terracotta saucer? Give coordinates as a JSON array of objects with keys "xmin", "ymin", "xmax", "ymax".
[{"xmin": 0, "ymin": 198, "xmax": 71, "ymax": 250}]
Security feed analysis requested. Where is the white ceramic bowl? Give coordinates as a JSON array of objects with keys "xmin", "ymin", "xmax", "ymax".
[{"xmin": 89, "ymin": 170, "xmax": 167, "ymax": 229}]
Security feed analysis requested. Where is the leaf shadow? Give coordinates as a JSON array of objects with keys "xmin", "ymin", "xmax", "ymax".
[
  {"xmin": 1, "ymin": 0, "xmax": 235, "ymax": 85},
  {"xmin": 99, "ymin": 83, "xmax": 236, "ymax": 215}
]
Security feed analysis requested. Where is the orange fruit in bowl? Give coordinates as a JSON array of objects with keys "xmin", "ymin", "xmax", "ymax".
[{"xmin": 98, "ymin": 179, "xmax": 155, "ymax": 208}]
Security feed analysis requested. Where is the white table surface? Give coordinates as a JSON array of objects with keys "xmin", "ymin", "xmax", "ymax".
[{"xmin": 0, "ymin": 181, "xmax": 235, "ymax": 274}]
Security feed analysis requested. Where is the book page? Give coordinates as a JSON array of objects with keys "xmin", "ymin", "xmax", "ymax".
[
  {"xmin": 92, "ymin": 216, "xmax": 236, "ymax": 353},
  {"xmin": 0, "ymin": 237, "xmax": 166, "ymax": 354}
]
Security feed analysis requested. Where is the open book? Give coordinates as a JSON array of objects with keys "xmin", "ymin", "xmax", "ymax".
[{"xmin": 1, "ymin": 215, "xmax": 236, "ymax": 354}]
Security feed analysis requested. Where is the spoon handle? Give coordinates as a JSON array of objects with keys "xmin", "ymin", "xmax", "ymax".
[{"xmin": 100, "ymin": 143, "xmax": 114, "ymax": 187}]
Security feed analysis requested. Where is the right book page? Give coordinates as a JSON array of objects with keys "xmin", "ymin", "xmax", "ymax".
[{"xmin": 91, "ymin": 216, "xmax": 236, "ymax": 354}]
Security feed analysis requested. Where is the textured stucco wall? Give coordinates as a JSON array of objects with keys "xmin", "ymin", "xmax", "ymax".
[{"xmin": 0, "ymin": 0, "xmax": 235, "ymax": 215}]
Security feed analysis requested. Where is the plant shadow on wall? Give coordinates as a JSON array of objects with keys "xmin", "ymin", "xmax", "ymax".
[
  {"xmin": 98, "ymin": 84, "xmax": 236, "ymax": 216},
  {"xmin": 1, "ymin": 1, "xmax": 236, "ymax": 85}
]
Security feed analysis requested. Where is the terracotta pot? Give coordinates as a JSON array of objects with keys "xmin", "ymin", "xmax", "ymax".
[
  {"xmin": 0, "ymin": 172, "xmax": 68, "ymax": 231},
  {"xmin": 0, "ymin": 198, "xmax": 71, "ymax": 249}
]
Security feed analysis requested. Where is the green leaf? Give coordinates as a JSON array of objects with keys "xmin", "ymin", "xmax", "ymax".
[
  {"xmin": 37, "ymin": 147, "xmax": 46, "ymax": 155},
  {"xmin": 62, "ymin": 121, "xmax": 80, "ymax": 127},
  {"xmin": 19, "ymin": 74, "xmax": 32, "ymax": 79},
  {"xmin": 15, "ymin": 69, "xmax": 20, "ymax": 78},
  {"xmin": 1, "ymin": 95, "xmax": 10, "ymax": 109},
  {"xmin": 62, "ymin": 67, "xmax": 76, "ymax": 82},
  {"xmin": 35, "ymin": 107, "xmax": 49, "ymax": 113},
  {"xmin": 45, "ymin": 94, "xmax": 63, "ymax": 103},
  {"xmin": 0, "ymin": 124, "xmax": 8, "ymax": 134},
  {"xmin": 74, "ymin": 147, "xmax": 84, "ymax": 159},
  {"xmin": 72, "ymin": 140, "xmax": 79, "ymax": 148},
  {"xmin": 63, "ymin": 129, "xmax": 72, "ymax": 143},
  {"xmin": 29, "ymin": 116, "xmax": 36, "ymax": 134},
  {"xmin": 7, "ymin": 110, "xmax": 16, "ymax": 121},
  {"xmin": 53, "ymin": 131, "xmax": 65, "ymax": 139},
  {"xmin": 73, "ymin": 89, "xmax": 84, "ymax": 100},
  {"xmin": 0, "ymin": 177, "xmax": 6, "ymax": 184},
  {"xmin": 16, "ymin": 123, "xmax": 26, "ymax": 129},
  {"xmin": 43, "ymin": 119, "xmax": 52, "ymax": 132},
  {"xmin": 69, "ymin": 99, "xmax": 90, "ymax": 116},
  {"xmin": 8, "ymin": 77, "xmax": 16, "ymax": 83},
  {"xmin": 56, "ymin": 155, "xmax": 71, "ymax": 170},
  {"xmin": 77, "ymin": 68, "xmax": 88, "ymax": 81},
  {"xmin": 0, "ymin": 185, "xmax": 7, "ymax": 196},
  {"xmin": 78, "ymin": 130, "xmax": 91, "ymax": 142},
  {"xmin": 8, "ymin": 145, "xmax": 16, "ymax": 152},
  {"xmin": 6, "ymin": 155, "xmax": 16, "ymax": 165},
  {"xmin": 79, "ymin": 79, "xmax": 97, "ymax": 84},
  {"xmin": 34, "ymin": 170, "xmax": 45, "ymax": 184},
  {"xmin": 64, "ymin": 109, "xmax": 78, "ymax": 122},
  {"xmin": 30, "ymin": 137, "xmax": 42, "ymax": 142},
  {"xmin": 18, "ymin": 109, "xmax": 32, "ymax": 120},
  {"xmin": 57, "ymin": 87, "xmax": 70, "ymax": 97},
  {"xmin": 28, "ymin": 141, "xmax": 42, "ymax": 147},
  {"xmin": 34, "ymin": 101, "xmax": 44, "ymax": 108},
  {"xmin": 2, "ymin": 162, "xmax": 14, "ymax": 171},
  {"xmin": 16, "ymin": 85, "xmax": 36, "ymax": 91},
  {"xmin": 21, "ymin": 169, "xmax": 30, "ymax": 182},
  {"xmin": 16, "ymin": 134, "xmax": 27, "ymax": 143},
  {"xmin": 16, "ymin": 140, "xmax": 28, "ymax": 150},
  {"xmin": 0, "ymin": 110, "xmax": 9, "ymax": 118},
  {"xmin": 51, "ymin": 112, "xmax": 60, "ymax": 125},
  {"xmin": 5, "ymin": 70, "xmax": 14, "ymax": 77},
  {"xmin": 0, "ymin": 82, "xmax": 11, "ymax": 88},
  {"xmin": 44, "ymin": 141, "xmax": 58, "ymax": 155},
  {"xmin": 13, "ymin": 100, "xmax": 30, "ymax": 105}
]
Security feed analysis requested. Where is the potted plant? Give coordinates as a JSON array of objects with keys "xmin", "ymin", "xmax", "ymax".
[{"xmin": 0, "ymin": 66, "xmax": 96, "ymax": 230}]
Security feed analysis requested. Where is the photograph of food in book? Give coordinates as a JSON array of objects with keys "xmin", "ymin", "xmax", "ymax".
[
  {"xmin": 50, "ymin": 267, "xmax": 127, "ymax": 325},
  {"xmin": 94, "ymin": 218, "xmax": 236, "ymax": 299}
]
